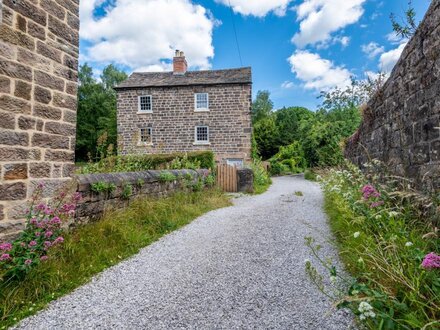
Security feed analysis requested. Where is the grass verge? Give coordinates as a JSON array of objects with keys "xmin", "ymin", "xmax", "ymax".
[
  {"xmin": 321, "ymin": 166, "xmax": 439, "ymax": 329},
  {"xmin": 0, "ymin": 189, "xmax": 230, "ymax": 329}
]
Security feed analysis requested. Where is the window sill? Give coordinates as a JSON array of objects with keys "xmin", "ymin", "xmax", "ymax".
[
  {"xmin": 137, "ymin": 143, "xmax": 153, "ymax": 147},
  {"xmin": 194, "ymin": 109, "xmax": 210, "ymax": 112},
  {"xmin": 193, "ymin": 142, "xmax": 211, "ymax": 146},
  {"xmin": 137, "ymin": 111, "xmax": 153, "ymax": 114}
]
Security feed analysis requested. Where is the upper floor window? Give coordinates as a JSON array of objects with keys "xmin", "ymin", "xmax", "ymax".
[
  {"xmin": 138, "ymin": 95, "xmax": 152, "ymax": 113},
  {"xmin": 139, "ymin": 127, "xmax": 152, "ymax": 144},
  {"xmin": 195, "ymin": 126, "xmax": 209, "ymax": 144},
  {"xmin": 195, "ymin": 93, "xmax": 209, "ymax": 111}
]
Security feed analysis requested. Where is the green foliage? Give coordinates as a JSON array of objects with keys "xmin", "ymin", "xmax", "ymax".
[
  {"xmin": 121, "ymin": 184, "xmax": 133, "ymax": 200},
  {"xmin": 304, "ymin": 169, "xmax": 317, "ymax": 181},
  {"xmin": 91, "ymin": 181, "xmax": 116, "ymax": 195},
  {"xmin": 76, "ymin": 64, "xmax": 128, "ymax": 162},
  {"xmin": 252, "ymin": 90, "xmax": 273, "ymax": 123},
  {"xmin": 294, "ymin": 191, "xmax": 303, "ymax": 197},
  {"xmin": 78, "ymin": 151, "xmax": 215, "ymax": 174},
  {"xmin": 250, "ymin": 158, "xmax": 272, "ymax": 194},
  {"xmin": 158, "ymin": 171, "xmax": 177, "ymax": 183},
  {"xmin": 204, "ymin": 174, "xmax": 216, "ymax": 188},
  {"xmin": 390, "ymin": 0, "xmax": 418, "ymax": 39},
  {"xmin": 306, "ymin": 162, "xmax": 440, "ymax": 329},
  {"xmin": 0, "ymin": 190, "xmax": 230, "ymax": 328},
  {"xmin": 169, "ymin": 154, "xmax": 201, "ymax": 170},
  {"xmin": 269, "ymin": 141, "xmax": 306, "ymax": 175}
]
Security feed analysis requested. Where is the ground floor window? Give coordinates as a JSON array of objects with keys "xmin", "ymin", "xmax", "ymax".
[
  {"xmin": 195, "ymin": 126, "xmax": 209, "ymax": 143},
  {"xmin": 139, "ymin": 127, "xmax": 152, "ymax": 144}
]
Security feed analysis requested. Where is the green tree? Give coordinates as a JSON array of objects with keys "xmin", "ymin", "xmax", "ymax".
[
  {"xmin": 75, "ymin": 64, "xmax": 128, "ymax": 162},
  {"xmin": 390, "ymin": 0, "xmax": 418, "ymax": 38},
  {"xmin": 252, "ymin": 90, "xmax": 273, "ymax": 123},
  {"xmin": 253, "ymin": 116, "xmax": 278, "ymax": 160}
]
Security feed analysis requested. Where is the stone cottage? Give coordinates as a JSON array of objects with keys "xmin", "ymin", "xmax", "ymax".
[{"xmin": 115, "ymin": 51, "xmax": 253, "ymax": 166}]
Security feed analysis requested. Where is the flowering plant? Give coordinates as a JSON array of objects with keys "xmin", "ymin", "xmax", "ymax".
[{"xmin": 0, "ymin": 183, "xmax": 81, "ymax": 279}]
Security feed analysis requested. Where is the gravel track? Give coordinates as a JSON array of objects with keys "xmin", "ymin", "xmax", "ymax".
[{"xmin": 15, "ymin": 176, "xmax": 355, "ymax": 330}]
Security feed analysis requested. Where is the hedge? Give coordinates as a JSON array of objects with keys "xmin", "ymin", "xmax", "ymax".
[{"xmin": 77, "ymin": 151, "xmax": 216, "ymax": 174}]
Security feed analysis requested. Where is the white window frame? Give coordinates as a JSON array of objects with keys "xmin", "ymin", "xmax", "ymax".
[
  {"xmin": 194, "ymin": 93, "xmax": 209, "ymax": 112},
  {"xmin": 138, "ymin": 95, "xmax": 153, "ymax": 113},
  {"xmin": 226, "ymin": 159, "xmax": 244, "ymax": 168},
  {"xmin": 139, "ymin": 127, "xmax": 153, "ymax": 145},
  {"xmin": 194, "ymin": 126, "xmax": 210, "ymax": 145}
]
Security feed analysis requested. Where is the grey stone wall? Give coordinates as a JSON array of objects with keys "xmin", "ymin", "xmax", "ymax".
[
  {"xmin": 0, "ymin": 0, "xmax": 79, "ymax": 241},
  {"xmin": 345, "ymin": 1, "xmax": 440, "ymax": 191},
  {"xmin": 116, "ymin": 84, "xmax": 252, "ymax": 164},
  {"xmin": 75, "ymin": 169, "xmax": 208, "ymax": 225}
]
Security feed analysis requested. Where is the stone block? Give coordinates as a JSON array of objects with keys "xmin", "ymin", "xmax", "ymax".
[
  {"xmin": 3, "ymin": 0, "xmax": 47, "ymax": 26},
  {"xmin": 45, "ymin": 121, "xmax": 76, "ymax": 136},
  {"xmin": 28, "ymin": 21, "xmax": 46, "ymax": 41},
  {"xmin": 18, "ymin": 116, "xmax": 36, "ymax": 130},
  {"xmin": 16, "ymin": 15, "xmax": 27, "ymax": 33},
  {"xmin": 0, "ymin": 130, "xmax": 29, "ymax": 146},
  {"xmin": 33, "ymin": 103, "xmax": 62, "ymax": 120},
  {"xmin": 34, "ymin": 86, "xmax": 52, "ymax": 104},
  {"xmin": 48, "ymin": 16, "xmax": 79, "ymax": 46},
  {"xmin": 0, "ymin": 112, "xmax": 15, "ymax": 129},
  {"xmin": 29, "ymin": 162, "xmax": 51, "ymax": 178},
  {"xmin": 53, "ymin": 92, "xmax": 77, "ymax": 110},
  {"xmin": 237, "ymin": 168, "xmax": 254, "ymax": 193},
  {"xmin": 32, "ymin": 132, "xmax": 70, "ymax": 149},
  {"xmin": 0, "ymin": 95, "xmax": 31, "ymax": 114},
  {"xmin": 0, "ymin": 59, "xmax": 32, "ymax": 82},
  {"xmin": 17, "ymin": 48, "xmax": 52, "ymax": 72},
  {"xmin": 0, "ymin": 41, "xmax": 16, "ymax": 60},
  {"xmin": 3, "ymin": 163, "xmax": 28, "ymax": 180},
  {"xmin": 40, "ymin": 0, "xmax": 66, "ymax": 20},
  {"xmin": 0, "ymin": 25, "xmax": 34, "ymax": 51},
  {"xmin": 0, "ymin": 76, "xmax": 11, "ymax": 93},
  {"xmin": 36, "ymin": 41, "xmax": 63, "ymax": 64},
  {"xmin": 45, "ymin": 150, "xmax": 75, "ymax": 162},
  {"xmin": 0, "ymin": 182, "xmax": 27, "ymax": 201},
  {"xmin": 14, "ymin": 80, "xmax": 32, "ymax": 100},
  {"xmin": 34, "ymin": 71, "xmax": 65, "ymax": 92}
]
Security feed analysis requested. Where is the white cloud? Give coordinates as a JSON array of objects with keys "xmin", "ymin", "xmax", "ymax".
[
  {"xmin": 80, "ymin": 0, "xmax": 216, "ymax": 71},
  {"xmin": 216, "ymin": 0, "xmax": 293, "ymax": 17},
  {"xmin": 386, "ymin": 32, "xmax": 408, "ymax": 45},
  {"xmin": 361, "ymin": 42, "xmax": 385, "ymax": 59},
  {"xmin": 281, "ymin": 80, "xmax": 295, "ymax": 89},
  {"xmin": 292, "ymin": 0, "xmax": 366, "ymax": 48},
  {"xmin": 379, "ymin": 42, "xmax": 407, "ymax": 73},
  {"xmin": 288, "ymin": 50, "xmax": 351, "ymax": 91}
]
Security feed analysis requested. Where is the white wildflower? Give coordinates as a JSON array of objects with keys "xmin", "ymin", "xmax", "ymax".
[
  {"xmin": 304, "ymin": 258, "xmax": 311, "ymax": 264},
  {"xmin": 330, "ymin": 276, "xmax": 337, "ymax": 284},
  {"xmin": 357, "ymin": 257, "xmax": 364, "ymax": 264},
  {"xmin": 405, "ymin": 242, "xmax": 413, "ymax": 247},
  {"xmin": 353, "ymin": 232, "xmax": 360, "ymax": 238},
  {"xmin": 358, "ymin": 301, "xmax": 376, "ymax": 320},
  {"xmin": 388, "ymin": 211, "xmax": 399, "ymax": 217}
]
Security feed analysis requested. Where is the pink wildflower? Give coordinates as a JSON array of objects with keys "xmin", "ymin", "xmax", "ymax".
[
  {"xmin": 37, "ymin": 182, "xmax": 45, "ymax": 189},
  {"xmin": 36, "ymin": 203, "xmax": 46, "ymax": 211},
  {"xmin": 72, "ymin": 192, "xmax": 82, "ymax": 203},
  {"xmin": 44, "ymin": 231, "xmax": 53, "ymax": 238},
  {"xmin": 361, "ymin": 184, "xmax": 380, "ymax": 200},
  {"xmin": 29, "ymin": 240, "xmax": 37, "ymax": 247},
  {"xmin": 370, "ymin": 201, "xmax": 384, "ymax": 208},
  {"xmin": 20, "ymin": 242, "xmax": 26, "ymax": 247},
  {"xmin": 35, "ymin": 232, "xmax": 41, "ymax": 237},
  {"xmin": 51, "ymin": 217, "xmax": 61, "ymax": 225},
  {"xmin": 40, "ymin": 255, "xmax": 49, "ymax": 261},
  {"xmin": 24, "ymin": 259, "xmax": 32, "ymax": 265},
  {"xmin": 0, "ymin": 243, "xmax": 12, "ymax": 251},
  {"xmin": 421, "ymin": 252, "xmax": 440, "ymax": 269},
  {"xmin": 0, "ymin": 254, "xmax": 11, "ymax": 261},
  {"xmin": 54, "ymin": 236, "xmax": 64, "ymax": 244},
  {"xmin": 30, "ymin": 218, "xmax": 38, "ymax": 225},
  {"xmin": 44, "ymin": 241, "xmax": 52, "ymax": 248}
]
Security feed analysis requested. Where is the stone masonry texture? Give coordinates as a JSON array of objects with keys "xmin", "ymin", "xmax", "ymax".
[
  {"xmin": 116, "ymin": 84, "xmax": 253, "ymax": 164},
  {"xmin": 75, "ymin": 169, "xmax": 208, "ymax": 226},
  {"xmin": 345, "ymin": 1, "xmax": 440, "ymax": 191},
  {"xmin": 0, "ymin": 0, "xmax": 79, "ymax": 241}
]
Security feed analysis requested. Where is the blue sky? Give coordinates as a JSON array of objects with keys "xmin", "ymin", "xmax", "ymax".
[{"xmin": 79, "ymin": 0, "xmax": 431, "ymax": 110}]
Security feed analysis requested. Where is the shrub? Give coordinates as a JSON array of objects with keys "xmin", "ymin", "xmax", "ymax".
[
  {"xmin": 250, "ymin": 158, "xmax": 272, "ymax": 194},
  {"xmin": 91, "ymin": 181, "xmax": 116, "ymax": 195},
  {"xmin": 0, "ymin": 183, "xmax": 81, "ymax": 280},
  {"xmin": 269, "ymin": 141, "xmax": 306, "ymax": 175},
  {"xmin": 121, "ymin": 183, "xmax": 133, "ymax": 200},
  {"xmin": 77, "ymin": 151, "xmax": 215, "ymax": 174},
  {"xmin": 305, "ymin": 161, "xmax": 440, "ymax": 329},
  {"xmin": 304, "ymin": 169, "xmax": 317, "ymax": 181},
  {"xmin": 158, "ymin": 171, "xmax": 177, "ymax": 183},
  {"xmin": 204, "ymin": 174, "xmax": 216, "ymax": 187}
]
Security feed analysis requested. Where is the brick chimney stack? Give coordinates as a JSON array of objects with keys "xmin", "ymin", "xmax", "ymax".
[{"xmin": 173, "ymin": 50, "xmax": 188, "ymax": 75}]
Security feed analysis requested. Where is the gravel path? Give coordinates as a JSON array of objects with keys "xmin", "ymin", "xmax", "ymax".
[{"xmin": 15, "ymin": 176, "xmax": 354, "ymax": 330}]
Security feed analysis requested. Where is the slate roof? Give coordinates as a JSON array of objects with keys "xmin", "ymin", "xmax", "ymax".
[{"xmin": 115, "ymin": 67, "xmax": 252, "ymax": 89}]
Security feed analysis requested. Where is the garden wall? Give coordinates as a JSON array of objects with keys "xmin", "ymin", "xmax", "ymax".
[
  {"xmin": 345, "ymin": 1, "xmax": 440, "ymax": 191},
  {"xmin": 75, "ymin": 169, "xmax": 209, "ymax": 225}
]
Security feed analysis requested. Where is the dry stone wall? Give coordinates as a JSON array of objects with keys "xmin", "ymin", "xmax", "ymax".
[
  {"xmin": 117, "ymin": 84, "xmax": 253, "ymax": 164},
  {"xmin": 345, "ymin": 1, "xmax": 440, "ymax": 191},
  {"xmin": 0, "ymin": 0, "xmax": 79, "ymax": 241},
  {"xmin": 75, "ymin": 169, "xmax": 208, "ymax": 225}
]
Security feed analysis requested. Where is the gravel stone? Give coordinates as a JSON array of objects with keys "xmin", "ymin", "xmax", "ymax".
[{"xmin": 14, "ymin": 176, "xmax": 356, "ymax": 329}]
